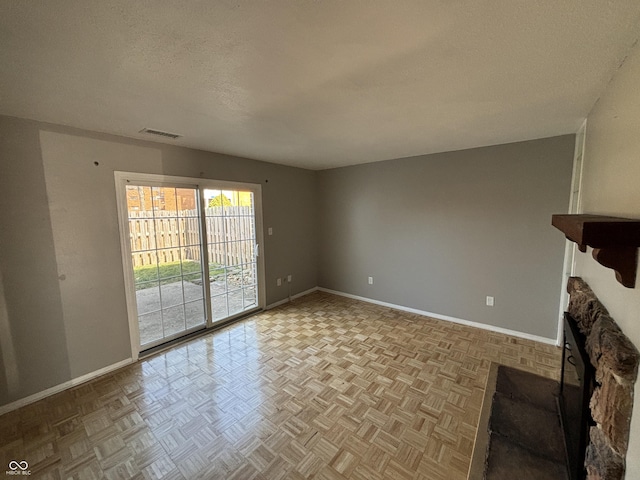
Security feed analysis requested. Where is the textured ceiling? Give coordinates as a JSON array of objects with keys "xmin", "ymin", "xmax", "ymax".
[{"xmin": 1, "ymin": 1, "xmax": 640, "ymax": 170}]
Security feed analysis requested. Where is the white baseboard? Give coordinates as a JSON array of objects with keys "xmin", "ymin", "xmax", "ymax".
[
  {"xmin": 317, "ymin": 287, "xmax": 557, "ymax": 346},
  {"xmin": 266, "ymin": 286, "xmax": 319, "ymax": 310},
  {"xmin": 0, "ymin": 358, "xmax": 133, "ymax": 416}
]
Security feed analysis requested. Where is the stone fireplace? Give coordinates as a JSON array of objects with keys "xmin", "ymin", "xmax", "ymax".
[
  {"xmin": 566, "ymin": 277, "xmax": 639, "ymax": 479},
  {"xmin": 468, "ymin": 277, "xmax": 639, "ymax": 480}
]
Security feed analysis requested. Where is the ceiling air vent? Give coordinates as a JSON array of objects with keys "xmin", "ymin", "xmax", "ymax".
[{"xmin": 139, "ymin": 128, "xmax": 182, "ymax": 139}]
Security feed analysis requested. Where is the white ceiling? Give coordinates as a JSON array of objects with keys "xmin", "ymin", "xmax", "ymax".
[{"xmin": 1, "ymin": 1, "xmax": 640, "ymax": 170}]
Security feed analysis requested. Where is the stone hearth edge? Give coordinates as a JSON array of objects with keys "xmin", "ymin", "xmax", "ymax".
[{"xmin": 567, "ymin": 277, "xmax": 639, "ymax": 480}]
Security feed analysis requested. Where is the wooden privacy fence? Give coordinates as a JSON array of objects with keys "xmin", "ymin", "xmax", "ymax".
[{"xmin": 128, "ymin": 207, "xmax": 256, "ymax": 268}]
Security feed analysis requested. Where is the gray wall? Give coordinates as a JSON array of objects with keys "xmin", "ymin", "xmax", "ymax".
[
  {"xmin": 0, "ymin": 113, "xmax": 576, "ymax": 409},
  {"xmin": 0, "ymin": 115, "xmax": 318, "ymax": 406},
  {"xmin": 318, "ymin": 136, "xmax": 575, "ymax": 340},
  {"xmin": 575, "ymin": 39, "xmax": 640, "ymax": 477},
  {"xmin": 0, "ymin": 118, "xmax": 71, "ymax": 404}
]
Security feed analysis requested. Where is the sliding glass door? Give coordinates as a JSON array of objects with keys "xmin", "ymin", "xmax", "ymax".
[
  {"xmin": 204, "ymin": 189, "xmax": 258, "ymax": 323},
  {"xmin": 116, "ymin": 174, "xmax": 264, "ymax": 355},
  {"xmin": 126, "ymin": 185, "xmax": 206, "ymax": 348}
]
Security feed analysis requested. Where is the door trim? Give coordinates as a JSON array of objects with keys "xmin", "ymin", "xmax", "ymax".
[
  {"xmin": 114, "ymin": 171, "xmax": 266, "ymax": 361},
  {"xmin": 555, "ymin": 120, "xmax": 587, "ymax": 346}
]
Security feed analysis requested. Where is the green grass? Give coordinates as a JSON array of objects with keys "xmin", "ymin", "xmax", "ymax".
[{"xmin": 134, "ymin": 260, "xmax": 223, "ymax": 289}]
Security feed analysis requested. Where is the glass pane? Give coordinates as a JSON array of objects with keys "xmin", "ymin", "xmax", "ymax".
[
  {"xmin": 211, "ymin": 295, "xmax": 228, "ymax": 322},
  {"xmin": 181, "ymin": 218, "xmax": 201, "ymax": 247},
  {"xmin": 227, "ymin": 289, "xmax": 243, "ymax": 317},
  {"xmin": 208, "ymin": 205, "xmax": 224, "ymax": 218},
  {"xmin": 156, "ymin": 249, "xmax": 182, "ymax": 272},
  {"xmin": 205, "ymin": 218, "xmax": 225, "ymax": 243},
  {"xmin": 221, "ymin": 190, "xmax": 235, "ymax": 215},
  {"xmin": 207, "ymin": 190, "xmax": 230, "ymax": 211},
  {"xmin": 177, "ymin": 188, "xmax": 198, "ymax": 217},
  {"xmin": 139, "ymin": 311, "xmax": 163, "ymax": 345},
  {"xmin": 151, "ymin": 186, "xmax": 177, "ymax": 214},
  {"xmin": 133, "ymin": 251, "xmax": 159, "ymax": 283},
  {"xmin": 183, "ymin": 278, "xmax": 203, "ymax": 303},
  {"xmin": 241, "ymin": 241, "xmax": 255, "ymax": 264},
  {"xmin": 208, "ymin": 243, "xmax": 226, "ymax": 267},
  {"xmin": 226, "ymin": 241, "xmax": 241, "ymax": 267},
  {"xmin": 238, "ymin": 191, "xmax": 253, "ymax": 207},
  {"xmin": 185, "ymin": 300, "xmax": 205, "ymax": 329},
  {"xmin": 239, "ymin": 214, "xmax": 254, "ymax": 241},
  {"xmin": 155, "ymin": 219, "xmax": 180, "ymax": 251},
  {"xmin": 182, "ymin": 246, "xmax": 201, "ymax": 264},
  {"xmin": 203, "ymin": 187, "xmax": 259, "ymax": 325},
  {"xmin": 129, "ymin": 215, "xmax": 157, "ymax": 253},
  {"xmin": 227, "ymin": 265, "xmax": 243, "ymax": 289},
  {"xmin": 183, "ymin": 268, "xmax": 202, "ymax": 284},
  {"xmin": 151, "ymin": 187, "xmax": 165, "ymax": 213},
  {"xmin": 242, "ymin": 263, "xmax": 256, "ymax": 286},
  {"xmin": 162, "ymin": 305, "xmax": 185, "ymax": 337},
  {"xmin": 160, "ymin": 278, "xmax": 184, "ymax": 308},
  {"xmin": 127, "ymin": 185, "xmax": 153, "ymax": 213},
  {"xmin": 164, "ymin": 188, "xmax": 178, "ymax": 214},
  {"xmin": 210, "ymin": 269, "xmax": 227, "ymax": 298},
  {"xmin": 208, "ymin": 260, "xmax": 225, "ymax": 284},
  {"xmin": 243, "ymin": 286, "xmax": 257, "ymax": 310},
  {"xmin": 135, "ymin": 282, "xmax": 161, "ymax": 315},
  {"xmin": 181, "ymin": 258, "xmax": 201, "ymax": 276}
]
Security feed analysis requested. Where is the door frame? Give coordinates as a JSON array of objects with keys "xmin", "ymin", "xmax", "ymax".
[
  {"xmin": 555, "ymin": 120, "xmax": 587, "ymax": 346},
  {"xmin": 114, "ymin": 171, "xmax": 266, "ymax": 360}
]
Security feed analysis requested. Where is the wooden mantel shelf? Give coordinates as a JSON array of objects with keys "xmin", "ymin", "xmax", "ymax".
[{"xmin": 552, "ymin": 214, "xmax": 640, "ymax": 288}]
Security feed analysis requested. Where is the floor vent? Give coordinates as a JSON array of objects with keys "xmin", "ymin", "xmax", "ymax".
[{"xmin": 139, "ymin": 128, "xmax": 182, "ymax": 139}]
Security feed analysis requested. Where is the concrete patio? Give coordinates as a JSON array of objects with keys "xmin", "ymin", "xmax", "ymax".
[{"xmin": 135, "ymin": 280, "xmax": 257, "ymax": 346}]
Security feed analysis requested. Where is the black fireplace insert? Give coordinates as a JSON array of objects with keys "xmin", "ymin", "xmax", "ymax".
[{"xmin": 558, "ymin": 312, "xmax": 595, "ymax": 480}]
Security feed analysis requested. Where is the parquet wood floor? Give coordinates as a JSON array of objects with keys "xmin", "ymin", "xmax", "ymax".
[{"xmin": 0, "ymin": 292, "xmax": 561, "ymax": 479}]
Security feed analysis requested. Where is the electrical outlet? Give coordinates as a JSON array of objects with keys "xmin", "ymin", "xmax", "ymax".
[
  {"xmin": 368, "ymin": 276, "xmax": 374, "ymax": 285},
  {"xmin": 287, "ymin": 274, "xmax": 292, "ymax": 282},
  {"xmin": 486, "ymin": 296, "xmax": 494, "ymax": 307},
  {"xmin": 276, "ymin": 278, "xmax": 282, "ymax": 287},
  {"xmin": 268, "ymin": 227, "xmax": 273, "ymax": 236}
]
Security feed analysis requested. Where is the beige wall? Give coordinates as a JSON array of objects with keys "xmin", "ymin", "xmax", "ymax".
[
  {"xmin": 0, "ymin": 116, "xmax": 318, "ymax": 406},
  {"xmin": 575, "ymin": 40, "xmax": 640, "ymax": 478},
  {"xmin": 318, "ymin": 136, "xmax": 575, "ymax": 341}
]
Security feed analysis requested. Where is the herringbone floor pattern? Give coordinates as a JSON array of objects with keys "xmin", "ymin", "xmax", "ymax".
[{"xmin": 0, "ymin": 292, "xmax": 561, "ymax": 479}]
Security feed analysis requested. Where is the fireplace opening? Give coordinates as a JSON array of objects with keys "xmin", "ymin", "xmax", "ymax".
[{"xmin": 559, "ymin": 312, "xmax": 596, "ymax": 480}]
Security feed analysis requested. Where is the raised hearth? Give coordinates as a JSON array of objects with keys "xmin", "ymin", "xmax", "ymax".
[{"xmin": 469, "ymin": 364, "xmax": 567, "ymax": 479}]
